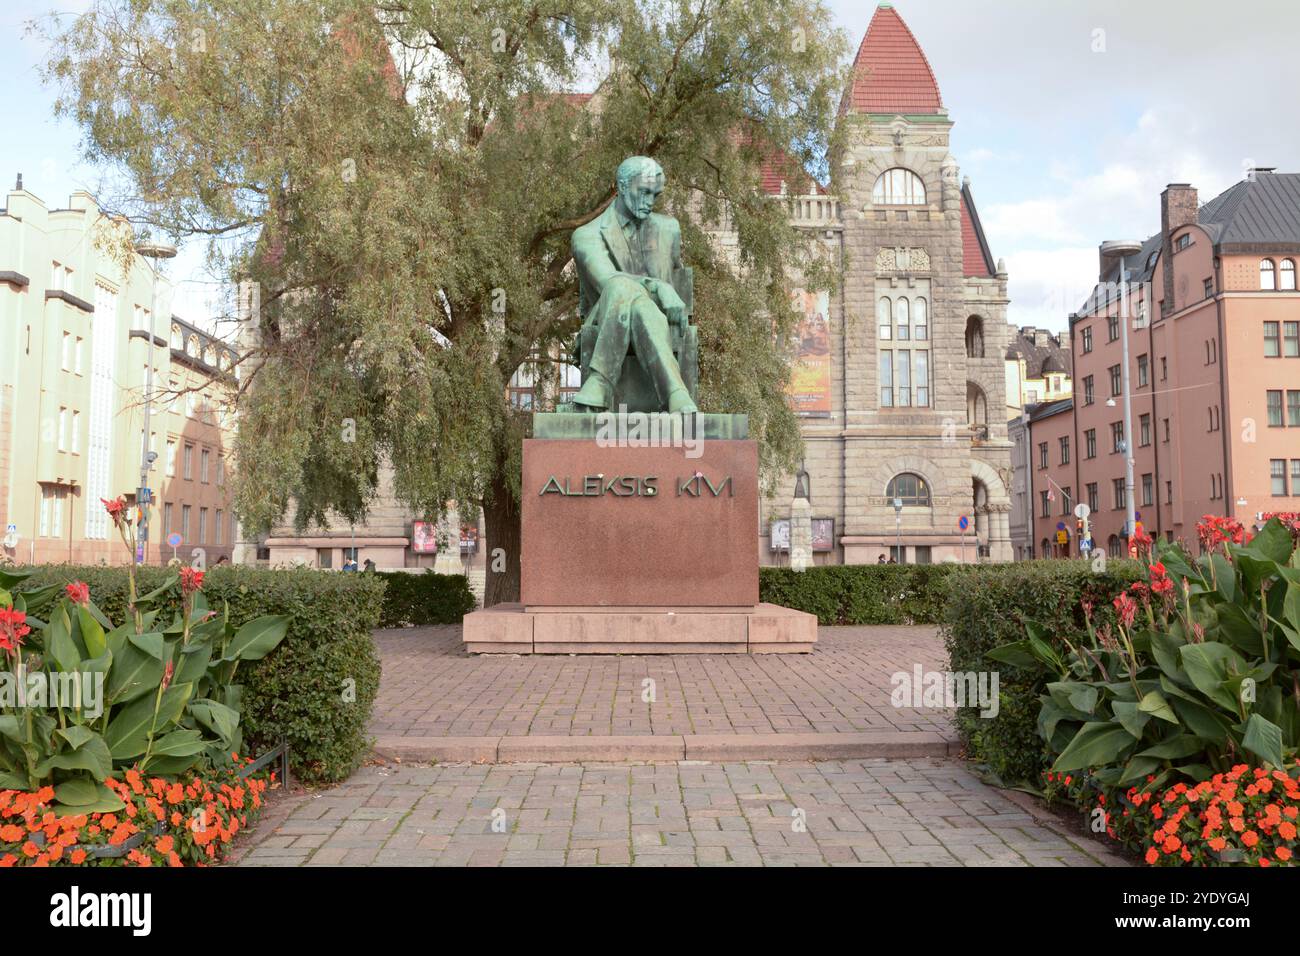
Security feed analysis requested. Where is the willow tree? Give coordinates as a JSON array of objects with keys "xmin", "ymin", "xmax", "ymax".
[{"xmin": 42, "ymin": 0, "xmax": 846, "ymax": 604}]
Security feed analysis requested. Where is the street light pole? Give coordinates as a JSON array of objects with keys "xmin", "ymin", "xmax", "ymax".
[
  {"xmin": 893, "ymin": 496, "xmax": 903, "ymax": 564},
  {"xmin": 134, "ymin": 240, "xmax": 177, "ymax": 565},
  {"xmin": 1102, "ymin": 240, "xmax": 1142, "ymax": 546}
]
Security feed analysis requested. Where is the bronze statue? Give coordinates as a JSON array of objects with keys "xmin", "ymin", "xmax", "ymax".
[{"xmin": 566, "ymin": 156, "xmax": 699, "ymax": 414}]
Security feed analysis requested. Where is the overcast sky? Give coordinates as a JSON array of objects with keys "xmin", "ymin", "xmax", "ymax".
[{"xmin": 5, "ymin": 0, "xmax": 1298, "ymax": 332}]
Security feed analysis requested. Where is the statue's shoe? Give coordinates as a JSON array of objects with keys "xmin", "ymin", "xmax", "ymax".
[
  {"xmin": 569, "ymin": 373, "xmax": 613, "ymax": 411},
  {"xmin": 667, "ymin": 389, "xmax": 698, "ymax": 414}
]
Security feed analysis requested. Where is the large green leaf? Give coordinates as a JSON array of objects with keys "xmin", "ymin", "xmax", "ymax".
[
  {"xmin": 1180, "ymin": 643, "xmax": 1246, "ymax": 711},
  {"xmin": 76, "ymin": 606, "xmax": 107, "ymax": 658},
  {"xmin": 34, "ymin": 733, "xmax": 112, "ymax": 779},
  {"xmin": 1242, "ymin": 713, "xmax": 1286, "ymax": 769},
  {"xmin": 0, "ymin": 567, "xmax": 34, "ymax": 589},
  {"xmin": 1170, "ymin": 696, "xmax": 1231, "ymax": 743},
  {"xmin": 1117, "ymin": 755, "xmax": 1162, "ymax": 786},
  {"xmin": 128, "ymin": 631, "xmax": 167, "ymax": 661},
  {"xmin": 46, "ymin": 605, "xmax": 81, "ymax": 672},
  {"xmin": 105, "ymin": 642, "xmax": 165, "ymax": 704},
  {"xmin": 51, "ymin": 780, "xmax": 124, "ymax": 816},
  {"xmin": 1052, "ymin": 722, "xmax": 1138, "ymax": 772},
  {"xmin": 1137, "ymin": 690, "xmax": 1179, "ymax": 724},
  {"xmin": 1243, "ymin": 519, "xmax": 1295, "ymax": 564},
  {"xmin": 137, "ymin": 573, "xmax": 179, "ymax": 603},
  {"xmin": 223, "ymin": 615, "xmax": 289, "ymax": 662},
  {"xmin": 1149, "ymin": 632, "xmax": 1189, "ymax": 685},
  {"xmin": 174, "ymin": 641, "xmax": 213, "ymax": 686},
  {"xmin": 986, "ymin": 641, "xmax": 1039, "ymax": 669},
  {"xmin": 105, "ymin": 683, "xmax": 193, "ymax": 760},
  {"xmin": 189, "ymin": 698, "xmax": 239, "ymax": 743},
  {"xmin": 148, "ymin": 728, "xmax": 208, "ymax": 758},
  {"xmin": 1112, "ymin": 701, "xmax": 1151, "ymax": 739},
  {"xmin": 1137, "ymin": 734, "xmax": 1207, "ymax": 760}
]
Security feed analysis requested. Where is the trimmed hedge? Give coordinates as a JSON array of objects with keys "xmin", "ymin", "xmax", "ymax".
[
  {"xmin": 759, "ymin": 564, "xmax": 964, "ymax": 625},
  {"xmin": 940, "ymin": 559, "xmax": 1142, "ymax": 786},
  {"xmin": 15, "ymin": 564, "xmax": 385, "ymax": 785},
  {"xmin": 372, "ymin": 570, "xmax": 477, "ymax": 627}
]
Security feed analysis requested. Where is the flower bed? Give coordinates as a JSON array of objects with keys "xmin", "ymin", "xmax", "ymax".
[{"xmin": 990, "ymin": 515, "xmax": 1300, "ymax": 865}]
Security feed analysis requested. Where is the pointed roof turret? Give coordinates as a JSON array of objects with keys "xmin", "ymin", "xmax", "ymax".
[{"xmin": 842, "ymin": 4, "xmax": 944, "ymax": 115}]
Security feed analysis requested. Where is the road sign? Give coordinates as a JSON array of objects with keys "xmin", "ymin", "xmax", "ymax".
[
  {"xmin": 1056, "ymin": 521, "xmax": 1066, "ymax": 531},
  {"xmin": 167, "ymin": 533, "xmax": 183, "ymax": 548},
  {"xmin": 957, "ymin": 515, "xmax": 970, "ymax": 531},
  {"xmin": 1056, "ymin": 530, "xmax": 1068, "ymax": 545},
  {"xmin": 1073, "ymin": 503, "xmax": 1090, "ymax": 519},
  {"xmin": 1081, "ymin": 537, "xmax": 1093, "ymax": 553}
]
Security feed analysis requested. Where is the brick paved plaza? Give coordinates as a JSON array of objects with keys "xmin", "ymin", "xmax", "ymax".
[
  {"xmin": 232, "ymin": 624, "xmax": 1131, "ymax": 867},
  {"xmin": 370, "ymin": 625, "xmax": 956, "ymax": 762},
  {"xmin": 234, "ymin": 758, "xmax": 1127, "ymax": 867}
]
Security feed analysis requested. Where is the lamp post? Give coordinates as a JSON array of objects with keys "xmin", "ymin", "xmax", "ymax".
[
  {"xmin": 134, "ymin": 240, "xmax": 177, "ymax": 565},
  {"xmin": 893, "ymin": 496, "xmax": 903, "ymax": 564},
  {"xmin": 1101, "ymin": 240, "xmax": 1142, "ymax": 547}
]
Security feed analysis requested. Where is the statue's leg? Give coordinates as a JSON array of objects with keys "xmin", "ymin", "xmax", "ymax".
[
  {"xmin": 570, "ymin": 279, "xmax": 639, "ymax": 410},
  {"xmin": 629, "ymin": 296, "xmax": 697, "ymax": 413}
]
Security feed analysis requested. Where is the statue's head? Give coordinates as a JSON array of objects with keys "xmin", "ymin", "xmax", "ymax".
[{"xmin": 615, "ymin": 156, "xmax": 664, "ymax": 222}]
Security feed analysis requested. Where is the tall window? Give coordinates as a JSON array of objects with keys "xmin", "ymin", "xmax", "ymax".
[
  {"xmin": 1085, "ymin": 428, "xmax": 1096, "ymax": 459},
  {"xmin": 965, "ymin": 316, "xmax": 984, "ymax": 358},
  {"xmin": 1142, "ymin": 473, "xmax": 1153, "ymax": 507},
  {"xmin": 1289, "ymin": 390, "xmax": 1300, "ymax": 427},
  {"xmin": 165, "ymin": 440, "xmax": 176, "ymax": 476},
  {"xmin": 1271, "ymin": 459, "xmax": 1288, "ymax": 496},
  {"xmin": 913, "ymin": 298, "xmax": 928, "ymax": 341},
  {"xmin": 967, "ymin": 384, "xmax": 987, "ymax": 426},
  {"xmin": 1109, "ymin": 364, "xmax": 1122, "ymax": 396},
  {"xmin": 879, "ymin": 352, "xmax": 892, "ymax": 407},
  {"xmin": 1139, "ymin": 413, "xmax": 1151, "ymax": 447},
  {"xmin": 215, "ymin": 510, "xmax": 224, "ymax": 545},
  {"xmin": 1286, "ymin": 322, "xmax": 1300, "ymax": 357},
  {"xmin": 1059, "ymin": 436, "xmax": 1070, "ymax": 464},
  {"xmin": 1137, "ymin": 353, "xmax": 1149, "ymax": 387},
  {"xmin": 184, "ymin": 443, "xmax": 194, "ymax": 479},
  {"xmin": 1261, "ymin": 259, "xmax": 1277, "ymax": 290},
  {"xmin": 1268, "ymin": 390, "xmax": 1284, "ymax": 427},
  {"xmin": 1083, "ymin": 375, "xmax": 1094, "ymax": 405},
  {"xmin": 1081, "ymin": 327, "xmax": 1093, "ymax": 353},
  {"xmin": 1111, "ymin": 421, "xmax": 1125, "ymax": 453},
  {"xmin": 1086, "ymin": 483, "xmax": 1099, "ymax": 513},
  {"xmin": 878, "ymin": 290, "xmax": 929, "ymax": 408},
  {"xmin": 887, "ymin": 473, "xmax": 931, "ymax": 506},
  {"xmin": 878, "ymin": 297, "xmax": 892, "ymax": 340},
  {"xmin": 895, "ymin": 297, "xmax": 910, "ymax": 341},
  {"xmin": 872, "ymin": 168, "xmax": 926, "ymax": 205},
  {"xmin": 201, "ymin": 448, "xmax": 210, "ymax": 484},
  {"xmin": 1038, "ymin": 442, "xmax": 1048, "ymax": 470},
  {"xmin": 1113, "ymin": 478, "xmax": 1126, "ymax": 509},
  {"xmin": 1107, "ymin": 315, "xmax": 1119, "ymax": 342},
  {"xmin": 1265, "ymin": 322, "xmax": 1281, "ymax": 356},
  {"xmin": 1282, "ymin": 259, "xmax": 1297, "ymax": 291},
  {"xmin": 181, "ymin": 505, "xmax": 192, "ymax": 537}
]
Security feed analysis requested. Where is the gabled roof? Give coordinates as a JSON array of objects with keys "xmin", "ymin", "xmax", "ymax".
[
  {"xmin": 842, "ymin": 4, "xmax": 944, "ymax": 115},
  {"xmin": 1197, "ymin": 171, "xmax": 1300, "ymax": 246},
  {"xmin": 961, "ymin": 183, "xmax": 996, "ymax": 277},
  {"xmin": 1006, "ymin": 327, "xmax": 1072, "ymax": 378}
]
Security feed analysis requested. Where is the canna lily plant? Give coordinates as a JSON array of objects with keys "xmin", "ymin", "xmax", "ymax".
[
  {"xmin": 989, "ymin": 517, "xmax": 1300, "ymax": 796},
  {"xmin": 0, "ymin": 497, "xmax": 287, "ymax": 813}
]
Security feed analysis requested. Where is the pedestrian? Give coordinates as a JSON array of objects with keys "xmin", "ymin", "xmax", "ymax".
[
  {"xmin": 877, "ymin": 554, "xmax": 887, "ymax": 564},
  {"xmin": 363, "ymin": 558, "xmax": 376, "ymax": 573}
]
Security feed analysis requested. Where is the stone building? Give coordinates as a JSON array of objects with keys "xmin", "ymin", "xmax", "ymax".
[
  {"xmin": 761, "ymin": 2, "xmax": 1013, "ymax": 564},
  {"xmin": 0, "ymin": 180, "xmax": 240, "ymax": 565}
]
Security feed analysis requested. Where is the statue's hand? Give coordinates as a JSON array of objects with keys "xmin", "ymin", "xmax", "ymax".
[{"xmin": 651, "ymin": 280, "xmax": 686, "ymax": 327}]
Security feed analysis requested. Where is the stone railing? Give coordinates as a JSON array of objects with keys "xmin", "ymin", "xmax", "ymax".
[{"xmin": 789, "ymin": 194, "xmax": 841, "ymax": 228}]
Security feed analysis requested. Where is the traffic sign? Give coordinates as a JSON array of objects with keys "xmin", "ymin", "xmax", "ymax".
[
  {"xmin": 1073, "ymin": 503, "xmax": 1090, "ymax": 519},
  {"xmin": 167, "ymin": 533, "xmax": 183, "ymax": 548},
  {"xmin": 1056, "ymin": 521, "xmax": 1066, "ymax": 531},
  {"xmin": 1056, "ymin": 530, "xmax": 1068, "ymax": 545},
  {"xmin": 957, "ymin": 515, "xmax": 970, "ymax": 531}
]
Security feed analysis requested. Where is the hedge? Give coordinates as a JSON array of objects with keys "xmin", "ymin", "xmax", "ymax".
[
  {"xmin": 14, "ymin": 564, "xmax": 385, "ymax": 786},
  {"xmin": 759, "ymin": 564, "xmax": 964, "ymax": 625},
  {"xmin": 940, "ymin": 558, "xmax": 1141, "ymax": 787},
  {"xmin": 372, "ymin": 570, "xmax": 477, "ymax": 627}
]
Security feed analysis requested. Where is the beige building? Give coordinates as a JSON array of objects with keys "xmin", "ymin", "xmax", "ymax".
[
  {"xmin": 0, "ymin": 179, "xmax": 239, "ymax": 566},
  {"xmin": 1005, "ymin": 326, "xmax": 1072, "ymax": 417}
]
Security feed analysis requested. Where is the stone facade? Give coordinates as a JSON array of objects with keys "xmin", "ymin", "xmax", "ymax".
[{"xmin": 759, "ymin": 3, "xmax": 1013, "ymax": 565}]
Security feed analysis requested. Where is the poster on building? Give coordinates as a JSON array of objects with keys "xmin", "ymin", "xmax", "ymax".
[
  {"xmin": 788, "ymin": 288, "xmax": 832, "ymax": 417},
  {"xmin": 770, "ymin": 519, "xmax": 791, "ymax": 552},
  {"xmin": 459, "ymin": 525, "xmax": 479, "ymax": 554},
  {"xmin": 811, "ymin": 518, "xmax": 835, "ymax": 552},
  {"xmin": 411, "ymin": 520, "xmax": 438, "ymax": 554}
]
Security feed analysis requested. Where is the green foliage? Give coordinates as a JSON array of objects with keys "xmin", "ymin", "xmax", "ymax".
[
  {"xmin": 373, "ymin": 570, "xmax": 477, "ymax": 628},
  {"xmin": 0, "ymin": 565, "xmax": 289, "ymax": 811},
  {"xmin": 940, "ymin": 558, "xmax": 1142, "ymax": 786},
  {"xmin": 39, "ymin": 0, "xmax": 852, "ymax": 603},
  {"xmin": 16, "ymin": 565, "xmax": 383, "ymax": 785},
  {"xmin": 759, "ymin": 564, "xmax": 963, "ymax": 625},
  {"xmin": 989, "ymin": 520, "xmax": 1300, "ymax": 794}
]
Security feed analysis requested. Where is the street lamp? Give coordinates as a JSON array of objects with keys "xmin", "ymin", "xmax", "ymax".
[
  {"xmin": 1100, "ymin": 239, "xmax": 1142, "ymax": 547},
  {"xmin": 893, "ymin": 496, "xmax": 903, "ymax": 564},
  {"xmin": 134, "ymin": 239, "xmax": 177, "ymax": 565}
]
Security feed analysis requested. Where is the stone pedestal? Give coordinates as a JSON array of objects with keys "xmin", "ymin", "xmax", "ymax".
[{"xmin": 463, "ymin": 412, "xmax": 816, "ymax": 654}]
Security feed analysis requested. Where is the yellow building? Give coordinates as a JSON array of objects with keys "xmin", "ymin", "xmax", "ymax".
[{"xmin": 0, "ymin": 179, "xmax": 239, "ymax": 565}]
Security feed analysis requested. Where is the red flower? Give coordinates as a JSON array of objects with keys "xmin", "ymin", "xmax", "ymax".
[
  {"xmin": 1113, "ymin": 592, "xmax": 1138, "ymax": 628},
  {"xmin": 101, "ymin": 497, "xmax": 127, "ymax": 524},
  {"xmin": 64, "ymin": 581, "xmax": 90, "ymax": 606},
  {"xmin": 161, "ymin": 660, "xmax": 175, "ymax": 692},
  {"xmin": 0, "ymin": 607, "xmax": 31, "ymax": 654},
  {"xmin": 180, "ymin": 566, "xmax": 204, "ymax": 596}
]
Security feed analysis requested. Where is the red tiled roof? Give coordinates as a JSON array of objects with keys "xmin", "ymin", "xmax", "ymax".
[
  {"xmin": 760, "ymin": 149, "xmax": 828, "ymax": 196},
  {"xmin": 843, "ymin": 4, "xmax": 943, "ymax": 115},
  {"xmin": 961, "ymin": 192, "xmax": 993, "ymax": 277}
]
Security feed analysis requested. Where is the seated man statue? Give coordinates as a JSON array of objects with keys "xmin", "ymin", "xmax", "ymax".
[{"xmin": 567, "ymin": 156, "xmax": 698, "ymax": 414}]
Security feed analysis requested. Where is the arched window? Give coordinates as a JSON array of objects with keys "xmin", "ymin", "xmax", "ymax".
[
  {"xmin": 965, "ymin": 316, "xmax": 985, "ymax": 358},
  {"xmin": 1041, "ymin": 538, "xmax": 1050, "ymax": 558},
  {"xmin": 894, "ymin": 297, "xmax": 909, "ymax": 341},
  {"xmin": 1261, "ymin": 259, "xmax": 1277, "ymax": 290},
  {"xmin": 872, "ymin": 168, "xmax": 926, "ymax": 205},
  {"xmin": 170, "ymin": 325, "xmax": 182, "ymax": 350},
  {"xmin": 886, "ymin": 473, "xmax": 931, "ymax": 507},
  {"xmin": 1282, "ymin": 259, "xmax": 1297, "ymax": 291},
  {"xmin": 913, "ymin": 297, "xmax": 928, "ymax": 340},
  {"xmin": 1107, "ymin": 534, "xmax": 1121, "ymax": 558},
  {"xmin": 877, "ymin": 297, "xmax": 892, "ymax": 340},
  {"xmin": 966, "ymin": 383, "xmax": 988, "ymax": 426}
]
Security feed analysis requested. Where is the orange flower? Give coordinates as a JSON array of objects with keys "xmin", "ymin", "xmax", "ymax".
[
  {"xmin": 155, "ymin": 835, "xmax": 174, "ymax": 854},
  {"xmin": 1279, "ymin": 821, "xmax": 1297, "ymax": 840},
  {"xmin": 1162, "ymin": 835, "xmax": 1182, "ymax": 854},
  {"xmin": 1144, "ymin": 847, "xmax": 1159, "ymax": 864},
  {"xmin": 1259, "ymin": 857, "xmax": 1271, "ymax": 867},
  {"xmin": 1208, "ymin": 837, "xmax": 1227, "ymax": 852},
  {"xmin": 1276, "ymin": 846, "xmax": 1293, "ymax": 862},
  {"xmin": 0, "ymin": 854, "xmax": 15, "ymax": 867},
  {"xmin": 0, "ymin": 824, "xmax": 23, "ymax": 841},
  {"xmin": 1242, "ymin": 830, "xmax": 1260, "ymax": 847},
  {"xmin": 70, "ymin": 848, "xmax": 87, "ymax": 865}
]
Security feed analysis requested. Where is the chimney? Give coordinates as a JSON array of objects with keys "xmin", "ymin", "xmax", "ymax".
[
  {"xmin": 1033, "ymin": 329, "xmax": 1048, "ymax": 347},
  {"xmin": 1160, "ymin": 183, "xmax": 1198, "ymax": 316},
  {"xmin": 14, "ymin": 173, "xmax": 21, "ymax": 191}
]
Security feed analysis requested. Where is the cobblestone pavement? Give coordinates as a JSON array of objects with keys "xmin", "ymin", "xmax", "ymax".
[
  {"xmin": 370, "ymin": 625, "xmax": 952, "ymax": 738},
  {"xmin": 235, "ymin": 759, "xmax": 1130, "ymax": 867}
]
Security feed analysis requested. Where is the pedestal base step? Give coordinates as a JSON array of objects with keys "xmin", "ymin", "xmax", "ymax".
[{"xmin": 463, "ymin": 602, "xmax": 816, "ymax": 654}]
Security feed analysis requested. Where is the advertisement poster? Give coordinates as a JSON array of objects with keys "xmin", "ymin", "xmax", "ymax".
[
  {"xmin": 770, "ymin": 519, "xmax": 791, "ymax": 552},
  {"xmin": 411, "ymin": 520, "xmax": 438, "ymax": 554},
  {"xmin": 460, "ymin": 525, "xmax": 479, "ymax": 554},
  {"xmin": 788, "ymin": 288, "xmax": 832, "ymax": 417},
  {"xmin": 811, "ymin": 518, "xmax": 835, "ymax": 552}
]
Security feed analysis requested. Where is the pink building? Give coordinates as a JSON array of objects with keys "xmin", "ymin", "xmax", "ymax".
[{"xmin": 1020, "ymin": 170, "xmax": 1300, "ymax": 557}]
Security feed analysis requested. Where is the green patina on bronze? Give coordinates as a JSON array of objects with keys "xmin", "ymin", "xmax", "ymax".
[
  {"xmin": 565, "ymin": 156, "xmax": 700, "ymax": 415},
  {"xmin": 533, "ymin": 412, "xmax": 749, "ymax": 441}
]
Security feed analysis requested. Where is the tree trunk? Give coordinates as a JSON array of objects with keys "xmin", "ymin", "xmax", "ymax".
[{"xmin": 483, "ymin": 468, "xmax": 521, "ymax": 606}]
